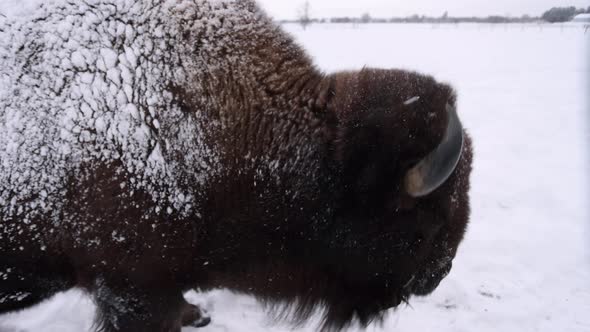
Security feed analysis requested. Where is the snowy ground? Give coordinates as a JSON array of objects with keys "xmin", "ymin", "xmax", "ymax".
[{"xmin": 1, "ymin": 2, "xmax": 589, "ymax": 331}]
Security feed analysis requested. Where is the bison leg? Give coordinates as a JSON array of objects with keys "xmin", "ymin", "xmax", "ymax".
[
  {"xmin": 180, "ymin": 300, "xmax": 211, "ymax": 328},
  {"xmin": 0, "ymin": 258, "xmax": 75, "ymax": 314},
  {"xmin": 92, "ymin": 279, "xmax": 192, "ymax": 332}
]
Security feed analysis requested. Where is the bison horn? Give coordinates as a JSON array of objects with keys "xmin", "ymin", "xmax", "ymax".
[{"xmin": 404, "ymin": 103, "xmax": 464, "ymax": 197}]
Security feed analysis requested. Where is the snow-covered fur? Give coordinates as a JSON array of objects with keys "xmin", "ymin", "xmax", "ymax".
[
  {"xmin": 0, "ymin": 1, "xmax": 473, "ymax": 331},
  {"xmin": 0, "ymin": 0, "xmax": 301, "ymax": 223}
]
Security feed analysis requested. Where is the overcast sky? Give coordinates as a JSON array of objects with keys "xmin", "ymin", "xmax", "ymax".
[{"xmin": 256, "ymin": 0, "xmax": 590, "ymax": 19}]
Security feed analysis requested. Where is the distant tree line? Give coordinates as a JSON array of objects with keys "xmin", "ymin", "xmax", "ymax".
[
  {"xmin": 290, "ymin": 3, "xmax": 590, "ymax": 26},
  {"xmin": 325, "ymin": 15, "xmax": 539, "ymax": 24},
  {"xmin": 286, "ymin": 14, "xmax": 540, "ymax": 25}
]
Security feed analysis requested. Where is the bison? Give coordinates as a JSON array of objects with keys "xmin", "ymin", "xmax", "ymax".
[{"xmin": 0, "ymin": 0, "xmax": 473, "ymax": 331}]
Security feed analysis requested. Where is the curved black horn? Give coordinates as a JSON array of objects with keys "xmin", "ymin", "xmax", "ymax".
[{"xmin": 404, "ymin": 103, "xmax": 464, "ymax": 197}]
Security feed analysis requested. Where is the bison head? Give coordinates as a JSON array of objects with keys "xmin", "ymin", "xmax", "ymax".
[{"xmin": 301, "ymin": 68, "xmax": 473, "ymax": 329}]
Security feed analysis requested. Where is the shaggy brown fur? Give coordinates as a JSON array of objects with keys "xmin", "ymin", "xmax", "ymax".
[{"xmin": 0, "ymin": 1, "xmax": 473, "ymax": 331}]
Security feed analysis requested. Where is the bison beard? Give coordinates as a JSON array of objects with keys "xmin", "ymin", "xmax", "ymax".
[{"xmin": 0, "ymin": 0, "xmax": 473, "ymax": 331}]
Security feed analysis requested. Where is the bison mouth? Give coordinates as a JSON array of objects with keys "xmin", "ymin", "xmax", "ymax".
[{"xmin": 407, "ymin": 260, "xmax": 453, "ymax": 296}]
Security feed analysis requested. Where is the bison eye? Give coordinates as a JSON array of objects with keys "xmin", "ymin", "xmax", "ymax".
[
  {"xmin": 414, "ymin": 233, "xmax": 424, "ymax": 245},
  {"xmin": 402, "ymin": 233, "xmax": 425, "ymax": 254},
  {"xmin": 395, "ymin": 193, "xmax": 416, "ymax": 211}
]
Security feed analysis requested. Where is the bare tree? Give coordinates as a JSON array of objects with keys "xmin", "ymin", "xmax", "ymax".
[
  {"xmin": 298, "ymin": 1, "xmax": 311, "ymax": 30},
  {"xmin": 541, "ymin": 6, "xmax": 578, "ymax": 23}
]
